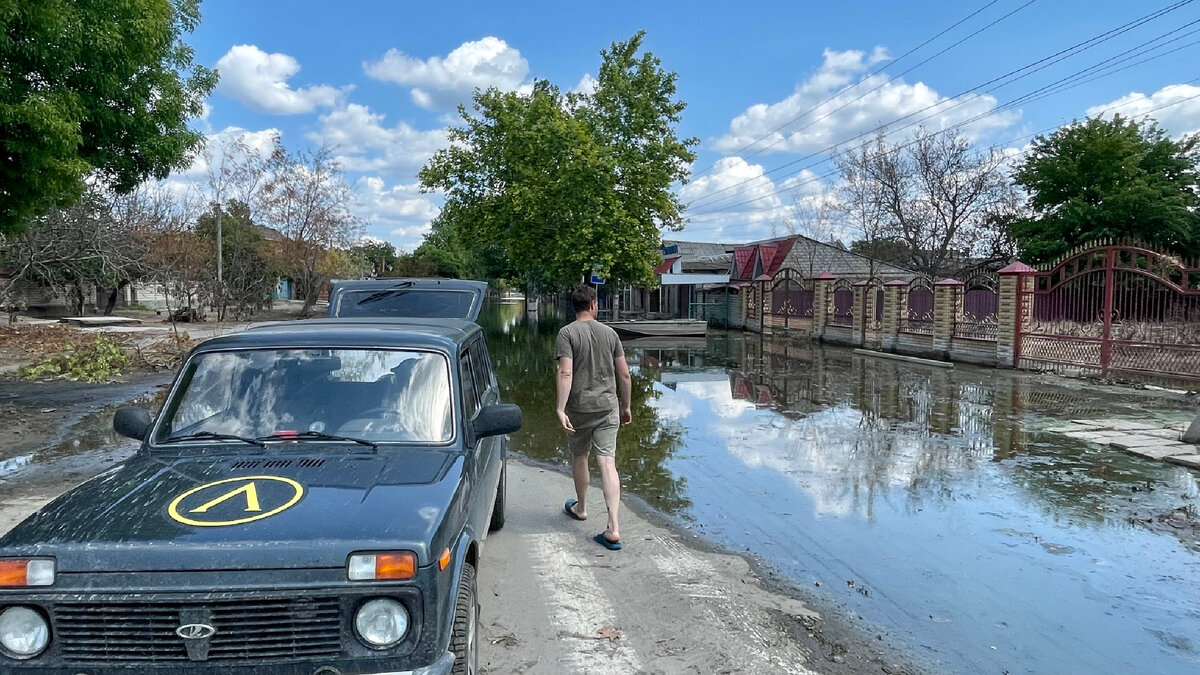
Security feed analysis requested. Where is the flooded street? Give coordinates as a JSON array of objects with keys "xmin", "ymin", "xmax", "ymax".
[{"xmin": 483, "ymin": 303, "xmax": 1200, "ymax": 675}]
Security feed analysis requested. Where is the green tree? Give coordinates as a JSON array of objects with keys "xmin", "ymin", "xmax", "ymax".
[
  {"xmin": 0, "ymin": 0, "xmax": 217, "ymax": 234},
  {"xmin": 1012, "ymin": 115, "xmax": 1200, "ymax": 263},
  {"xmin": 349, "ymin": 240, "xmax": 399, "ymax": 277},
  {"xmin": 419, "ymin": 32, "xmax": 696, "ymax": 294},
  {"xmin": 196, "ymin": 200, "xmax": 274, "ymax": 319}
]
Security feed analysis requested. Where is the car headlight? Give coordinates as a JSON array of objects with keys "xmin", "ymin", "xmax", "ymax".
[
  {"xmin": 0, "ymin": 607, "xmax": 50, "ymax": 659},
  {"xmin": 354, "ymin": 598, "xmax": 409, "ymax": 648}
]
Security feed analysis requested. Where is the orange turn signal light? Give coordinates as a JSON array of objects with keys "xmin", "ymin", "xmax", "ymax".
[
  {"xmin": 375, "ymin": 553, "xmax": 416, "ymax": 580},
  {"xmin": 438, "ymin": 548, "xmax": 451, "ymax": 571},
  {"xmin": 347, "ymin": 551, "xmax": 416, "ymax": 581},
  {"xmin": 0, "ymin": 558, "xmax": 55, "ymax": 587}
]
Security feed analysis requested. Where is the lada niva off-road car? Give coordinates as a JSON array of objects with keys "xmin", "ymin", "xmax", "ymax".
[{"xmin": 0, "ymin": 317, "xmax": 520, "ymax": 674}]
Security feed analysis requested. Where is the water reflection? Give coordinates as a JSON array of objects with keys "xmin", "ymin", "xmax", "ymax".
[{"xmin": 480, "ymin": 304, "xmax": 1200, "ymax": 675}]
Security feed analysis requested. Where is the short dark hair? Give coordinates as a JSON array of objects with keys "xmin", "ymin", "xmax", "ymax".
[{"xmin": 570, "ymin": 284, "xmax": 597, "ymax": 313}]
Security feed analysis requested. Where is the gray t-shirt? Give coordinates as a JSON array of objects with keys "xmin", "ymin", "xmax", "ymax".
[{"xmin": 555, "ymin": 319, "xmax": 624, "ymax": 414}]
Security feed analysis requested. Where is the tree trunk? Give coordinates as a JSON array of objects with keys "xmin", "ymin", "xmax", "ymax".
[{"xmin": 102, "ymin": 280, "xmax": 127, "ymax": 316}]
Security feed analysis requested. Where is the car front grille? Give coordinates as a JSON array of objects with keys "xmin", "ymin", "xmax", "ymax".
[{"xmin": 54, "ymin": 596, "xmax": 343, "ymax": 663}]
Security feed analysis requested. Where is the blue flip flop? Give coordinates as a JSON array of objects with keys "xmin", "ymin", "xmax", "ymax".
[
  {"xmin": 564, "ymin": 499, "xmax": 586, "ymax": 521},
  {"xmin": 594, "ymin": 533, "xmax": 623, "ymax": 550}
]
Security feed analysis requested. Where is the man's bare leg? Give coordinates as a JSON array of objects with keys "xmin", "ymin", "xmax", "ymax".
[
  {"xmin": 596, "ymin": 455, "xmax": 621, "ymax": 541},
  {"xmin": 570, "ymin": 452, "xmax": 590, "ymax": 519}
]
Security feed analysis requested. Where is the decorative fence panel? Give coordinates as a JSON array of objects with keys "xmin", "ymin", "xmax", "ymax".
[
  {"xmin": 768, "ymin": 269, "xmax": 816, "ymax": 329},
  {"xmin": 829, "ymin": 280, "xmax": 854, "ymax": 326},
  {"xmin": 1017, "ymin": 243, "xmax": 1200, "ymax": 382},
  {"xmin": 900, "ymin": 278, "xmax": 934, "ymax": 335},
  {"xmin": 955, "ymin": 271, "xmax": 999, "ymax": 341}
]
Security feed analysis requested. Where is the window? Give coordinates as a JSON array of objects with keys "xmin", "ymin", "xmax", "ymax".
[
  {"xmin": 459, "ymin": 352, "xmax": 479, "ymax": 419},
  {"xmin": 156, "ymin": 349, "xmax": 453, "ymax": 444}
]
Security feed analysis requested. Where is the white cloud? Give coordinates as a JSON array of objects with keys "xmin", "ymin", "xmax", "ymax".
[
  {"xmin": 679, "ymin": 157, "xmax": 832, "ymax": 242},
  {"xmin": 353, "ymin": 177, "xmax": 440, "ymax": 250},
  {"xmin": 713, "ymin": 47, "xmax": 1019, "ymax": 156},
  {"xmin": 572, "ymin": 73, "xmax": 598, "ymax": 96},
  {"xmin": 364, "ymin": 37, "xmax": 530, "ymax": 109},
  {"xmin": 1085, "ymin": 83, "xmax": 1200, "ymax": 138},
  {"xmin": 309, "ymin": 104, "xmax": 449, "ymax": 177},
  {"xmin": 216, "ymin": 45, "xmax": 349, "ymax": 114}
]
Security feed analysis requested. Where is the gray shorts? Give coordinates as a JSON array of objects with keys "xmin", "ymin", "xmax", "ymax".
[{"xmin": 566, "ymin": 409, "xmax": 619, "ymax": 458}]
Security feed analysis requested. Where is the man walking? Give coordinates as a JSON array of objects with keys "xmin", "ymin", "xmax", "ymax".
[{"xmin": 556, "ymin": 284, "xmax": 632, "ymax": 550}]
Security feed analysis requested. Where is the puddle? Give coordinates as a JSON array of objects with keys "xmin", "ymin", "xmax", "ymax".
[{"xmin": 482, "ymin": 305, "xmax": 1200, "ymax": 675}]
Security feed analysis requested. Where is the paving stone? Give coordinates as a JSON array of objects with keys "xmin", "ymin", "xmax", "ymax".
[
  {"xmin": 1107, "ymin": 435, "xmax": 1184, "ymax": 449},
  {"xmin": 1069, "ymin": 431, "xmax": 1126, "ymax": 441},
  {"xmin": 1164, "ymin": 454, "xmax": 1200, "ymax": 470},
  {"xmin": 1119, "ymin": 443, "xmax": 1188, "ymax": 460},
  {"xmin": 1101, "ymin": 420, "xmax": 1159, "ymax": 431},
  {"xmin": 1139, "ymin": 429, "xmax": 1183, "ymax": 441}
]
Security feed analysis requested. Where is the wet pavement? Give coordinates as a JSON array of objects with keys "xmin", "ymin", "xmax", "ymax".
[{"xmin": 483, "ymin": 303, "xmax": 1200, "ymax": 675}]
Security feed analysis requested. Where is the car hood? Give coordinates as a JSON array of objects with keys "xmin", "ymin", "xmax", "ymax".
[{"xmin": 0, "ymin": 448, "xmax": 464, "ymax": 572}]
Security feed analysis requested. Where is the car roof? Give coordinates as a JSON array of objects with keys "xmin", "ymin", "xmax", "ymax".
[{"xmin": 197, "ymin": 318, "xmax": 482, "ymax": 354}]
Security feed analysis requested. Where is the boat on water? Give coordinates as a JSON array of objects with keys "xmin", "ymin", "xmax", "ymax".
[{"xmin": 604, "ymin": 318, "xmax": 708, "ymax": 337}]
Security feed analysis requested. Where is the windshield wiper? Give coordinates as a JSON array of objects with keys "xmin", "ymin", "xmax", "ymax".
[
  {"xmin": 262, "ymin": 430, "xmax": 379, "ymax": 452},
  {"xmin": 162, "ymin": 431, "xmax": 266, "ymax": 447},
  {"xmin": 355, "ymin": 282, "xmax": 414, "ymax": 306}
]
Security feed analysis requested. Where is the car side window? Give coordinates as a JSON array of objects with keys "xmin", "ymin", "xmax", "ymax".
[
  {"xmin": 459, "ymin": 352, "xmax": 479, "ymax": 419},
  {"xmin": 469, "ymin": 339, "xmax": 493, "ymax": 403}
]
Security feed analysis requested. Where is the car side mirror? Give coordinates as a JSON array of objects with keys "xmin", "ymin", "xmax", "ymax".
[
  {"xmin": 113, "ymin": 406, "xmax": 152, "ymax": 441},
  {"xmin": 472, "ymin": 403, "xmax": 523, "ymax": 439}
]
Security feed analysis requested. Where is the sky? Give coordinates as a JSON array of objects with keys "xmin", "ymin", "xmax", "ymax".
[{"xmin": 180, "ymin": 0, "xmax": 1200, "ymax": 251}]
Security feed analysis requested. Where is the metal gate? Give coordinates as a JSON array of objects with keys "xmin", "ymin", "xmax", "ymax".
[{"xmin": 1016, "ymin": 243, "xmax": 1200, "ymax": 382}]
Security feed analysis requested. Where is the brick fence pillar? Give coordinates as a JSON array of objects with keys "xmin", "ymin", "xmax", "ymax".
[
  {"xmin": 883, "ymin": 280, "xmax": 907, "ymax": 351},
  {"xmin": 933, "ymin": 278, "xmax": 963, "ymax": 357},
  {"xmin": 997, "ymin": 262, "xmax": 1036, "ymax": 368},
  {"xmin": 852, "ymin": 280, "xmax": 869, "ymax": 347},
  {"xmin": 812, "ymin": 272, "xmax": 835, "ymax": 341}
]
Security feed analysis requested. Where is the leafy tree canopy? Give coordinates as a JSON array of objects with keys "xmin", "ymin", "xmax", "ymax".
[
  {"xmin": 419, "ymin": 31, "xmax": 696, "ymax": 291},
  {"xmin": 0, "ymin": 0, "xmax": 216, "ymax": 234},
  {"xmin": 1011, "ymin": 115, "xmax": 1200, "ymax": 263}
]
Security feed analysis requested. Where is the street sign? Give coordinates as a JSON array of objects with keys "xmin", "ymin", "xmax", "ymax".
[{"xmin": 590, "ymin": 274, "xmax": 605, "ymax": 285}]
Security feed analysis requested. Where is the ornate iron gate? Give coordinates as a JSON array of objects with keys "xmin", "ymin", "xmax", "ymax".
[{"xmin": 1017, "ymin": 243, "xmax": 1200, "ymax": 382}]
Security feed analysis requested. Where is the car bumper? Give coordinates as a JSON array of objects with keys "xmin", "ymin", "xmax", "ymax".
[{"xmin": 375, "ymin": 651, "xmax": 455, "ymax": 675}]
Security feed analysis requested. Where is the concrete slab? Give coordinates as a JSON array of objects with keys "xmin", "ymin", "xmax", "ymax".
[
  {"xmin": 59, "ymin": 316, "xmax": 142, "ymax": 327},
  {"xmin": 1107, "ymin": 435, "xmax": 1185, "ymax": 449},
  {"xmin": 1124, "ymin": 444, "xmax": 1189, "ymax": 460},
  {"xmin": 1165, "ymin": 454, "xmax": 1200, "ymax": 469},
  {"xmin": 1067, "ymin": 431, "xmax": 1127, "ymax": 442},
  {"xmin": 1100, "ymin": 420, "xmax": 1160, "ymax": 431},
  {"xmin": 1139, "ymin": 429, "xmax": 1184, "ymax": 441}
]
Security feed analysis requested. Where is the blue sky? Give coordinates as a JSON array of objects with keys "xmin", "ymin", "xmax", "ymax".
[{"xmin": 181, "ymin": 0, "xmax": 1200, "ymax": 250}]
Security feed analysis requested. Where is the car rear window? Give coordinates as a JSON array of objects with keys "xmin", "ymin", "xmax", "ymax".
[{"xmin": 333, "ymin": 289, "xmax": 477, "ymax": 318}]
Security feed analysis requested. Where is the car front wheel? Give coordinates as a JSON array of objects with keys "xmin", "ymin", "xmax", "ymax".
[{"xmin": 450, "ymin": 562, "xmax": 478, "ymax": 675}]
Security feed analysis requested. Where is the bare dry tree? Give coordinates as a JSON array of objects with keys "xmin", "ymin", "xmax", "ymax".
[
  {"xmin": 258, "ymin": 145, "xmax": 362, "ymax": 317},
  {"xmin": 843, "ymin": 127, "xmax": 1018, "ymax": 278}
]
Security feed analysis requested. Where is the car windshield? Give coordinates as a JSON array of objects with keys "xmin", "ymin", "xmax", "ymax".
[
  {"xmin": 334, "ymin": 289, "xmax": 477, "ymax": 318},
  {"xmin": 155, "ymin": 348, "xmax": 453, "ymax": 445}
]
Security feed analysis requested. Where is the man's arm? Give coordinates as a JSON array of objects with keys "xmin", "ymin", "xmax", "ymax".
[
  {"xmin": 615, "ymin": 355, "xmax": 632, "ymax": 425},
  {"xmin": 555, "ymin": 357, "xmax": 575, "ymax": 433}
]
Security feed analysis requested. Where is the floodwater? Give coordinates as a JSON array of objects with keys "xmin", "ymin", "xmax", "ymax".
[{"xmin": 482, "ymin": 303, "xmax": 1200, "ymax": 675}]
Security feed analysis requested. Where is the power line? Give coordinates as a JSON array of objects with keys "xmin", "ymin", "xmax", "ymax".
[
  {"xmin": 729, "ymin": 0, "xmax": 1038, "ymax": 166},
  {"xmin": 686, "ymin": 77, "xmax": 1200, "ymax": 219},
  {"xmin": 706, "ymin": 0, "xmax": 1012, "ymax": 170},
  {"xmin": 687, "ymin": 0, "xmax": 1197, "ymax": 211}
]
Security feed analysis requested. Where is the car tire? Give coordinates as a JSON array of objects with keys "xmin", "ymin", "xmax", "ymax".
[
  {"xmin": 488, "ymin": 461, "xmax": 506, "ymax": 532},
  {"xmin": 450, "ymin": 562, "xmax": 478, "ymax": 675}
]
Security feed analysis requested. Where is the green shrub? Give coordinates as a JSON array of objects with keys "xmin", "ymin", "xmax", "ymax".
[{"xmin": 18, "ymin": 335, "xmax": 131, "ymax": 383}]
